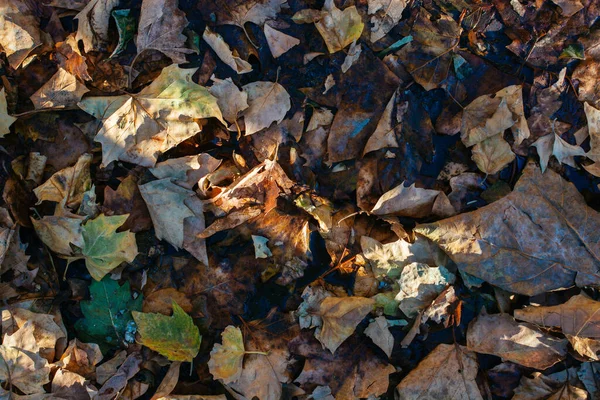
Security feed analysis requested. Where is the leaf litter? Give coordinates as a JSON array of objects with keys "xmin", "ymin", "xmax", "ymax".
[{"xmin": 1, "ymin": 0, "xmax": 600, "ymax": 399}]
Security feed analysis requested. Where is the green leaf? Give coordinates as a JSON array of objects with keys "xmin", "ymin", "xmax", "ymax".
[
  {"xmin": 111, "ymin": 9, "xmax": 136, "ymax": 58},
  {"xmin": 560, "ymin": 43, "xmax": 585, "ymax": 60},
  {"xmin": 75, "ymin": 278, "xmax": 142, "ymax": 351},
  {"xmin": 80, "ymin": 214, "xmax": 138, "ymax": 281},
  {"xmin": 132, "ymin": 302, "xmax": 201, "ymax": 362}
]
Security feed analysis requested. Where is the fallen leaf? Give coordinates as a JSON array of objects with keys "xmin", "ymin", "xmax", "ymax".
[
  {"xmin": 364, "ymin": 316, "xmax": 394, "ymax": 357},
  {"xmin": 96, "ymin": 350, "xmax": 127, "ymax": 385},
  {"xmin": 51, "ymin": 369, "xmax": 93, "ymax": 400},
  {"xmin": 102, "ymin": 174, "xmax": 153, "ymax": 233},
  {"xmin": 395, "ymin": 344, "xmax": 483, "ymax": 400},
  {"xmin": 584, "ymin": 102, "xmax": 600, "ymax": 162},
  {"xmin": 151, "ymin": 361, "xmax": 181, "ymax": 400},
  {"xmin": 74, "ymin": 0, "xmax": 120, "ymax": 53},
  {"xmin": 241, "ymin": 81, "xmax": 291, "ymax": 135},
  {"xmin": 139, "ymin": 178, "xmax": 207, "ymax": 265},
  {"xmin": 578, "ymin": 362, "xmax": 600, "ymax": 398},
  {"xmin": 54, "ymin": 34, "xmax": 92, "ymax": 81},
  {"xmin": 96, "ymin": 352, "xmax": 142, "ymax": 400},
  {"xmin": 514, "ymin": 294, "xmax": 600, "ymax": 339},
  {"xmin": 208, "ymin": 325, "xmax": 248, "ymax": 384},
  {"xmin": 56, "ymin": 339, "xmax": 103, "ymax": 378},
  {"xmin": 341, "ymin": 40, "xmax": 361, "ymax": 73},
  {"xmin": 77, "ymin": 214, "xmax": 138, "ymax": 281},
  {"xmin": 31, "ymin": 208, "xmax": 85, "ymax": 256},
  {"xmin": 368, "ymin": 0, "xmax": 408, "ymax": 43},
  {"xmin": 306, "ymin": 108, "xmax": 334, "ymax": 132},
  {"xmin": 209, "ymin": 77, "xmax": 249, "ymax": 124},
  {"xmin": 363, "ymin": 91, "xmax": 401, "ymax": 155},
  {"xmin": 264, "ymin": 24, "xmax": 300, "ymax": 58},
  {"xmin": 150, "ymin": 154, "xmax": 221, "ymax": 189},
  {"xmin": 143, "ymin": 288, "xmax": 193, "ymax": 315},
  {"xmin": 513, "ymin": 371, "xmax": 588, "ymax": 400},
  {"xmin": 111, "ymin": 9, "xmax": 136, "ymax": 58},
  {"xmin": 135, "ymin": 0, "xmax": 193, "ymax": 64},
  {"xmin": 33, "ymin": 153, "xmax": 92, "ymax": 209},
  {"xmin": 219, "ymin": 0, "xmax": 287, "ymax": 29},
  {"xmin": 395, "ymin": 262, "xmax": 455, "ymax": 317},
  {"xmin": 30, "ymin": 68, "xmax": 89, "ymax": 109},
  {"xmin": 314, "ymin": 296, "xmax": 375, "ymax": 354},
  {"xmin": 371, "ymin": 181, "xmax": 447, "ymax": 218},
  {"xmin": 0, "ymin": 321, "xmax": 51, "ymax": 395},
  {"xmin": 252, "ymin": 235, "xmax": 272, "ymax": 258},
  {"xmin": 415, "ymin": 162, "xmax": 600, "ymax": 296},
  {"xmin": 532, "ymin": 133, "xmax": 586, "ymax": 172},
  {"xmin": 471, "ymin": 133, "xmax": 516, "ymax": 175},
  {"xmin": 0, "ymin": 0, "xmax": 43, "ymax": 69},
  {"xmin": 295, "ymin": 285, "xmax": 333, "ymax": 329},
  {"xmin": 74, "ymin": 278, "xmax": 142, "ymax": 349},
  {"xmin": 133, "ymin": 302, "xmax": 201, "ymax": 362},
  {"xmin": 467, "ymin": 313, "xmax": 568, "ymax": 369},
  {"xmin": 0, "ymin": 88, "xmax": 16, "ymax": 137},
  {"xmin": 78, "ymin": 65, "xmax": 224, "ymax": 167},
  {"xmin": 202, "ymin": 28, "xmax": 253, "ymax": 74}
]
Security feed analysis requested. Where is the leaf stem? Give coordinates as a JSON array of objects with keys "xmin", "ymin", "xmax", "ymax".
[{"xmin": 244, "ymin": 350, "xmax": 269, "ymax": 356}]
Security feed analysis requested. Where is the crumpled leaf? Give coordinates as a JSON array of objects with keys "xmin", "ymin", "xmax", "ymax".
[
  {"xmin": 241, "ymin": 81, "xmax": 291, "ymax": 135},
  {"xmin": 0, "ymin": 88, "xmax": 16, "ymax": 137},
  {"xmin": 139, "ymin": 178, "xmax": 207, "ymax": 265},
  {"xmin": 514, "ymin": 294, "xmax": 600, "ymax": 339},
  {"xmin": 78, "ymin": 65, "xmax": 224, "ymax": 168},
  {"xmin": 415, "ymin": 162, "xmax": 600, "ymax": 296},
  {"xmin": 368, "ymin": 0, "xmax": 407, "ymax": 43},
  {"xmin": 314, "ymin": 296, "xmax": 375, "ymax": 354},
  {"xmin": 56, "ymin": 339, "xmax": 103, "ymax": 378},
  {"xmin": 207, "ymin": 325, "xmax": 246, "ymax": 384},
  {"xmin": 74, "ymin": 0, "xmax": 120, "ymax": 53},
  {"xmin": 79, "ymin": 214, "xmax": 138, "ymax": 281},
  {"xmin": 135, "ymin": 0, "xmax": 193, "ymax": 64},
  {"xmin": 364, "ymin": 316, "xmax": 394, "ymax": 357},
  {"xmin": 395, "ymin": 8, "xmax": 460, "ymax": 91},
  {"xmin": 55, "ymin": 34, "xmax": 92, "ymax": 81},
  {"xmin": 132, "ymin": 302, "xmax": 201, "ymax": 362},
  {"xmin": 264, "ymin": 24, "xmax": 300, "ymax": 58},
  {"xmin": 30, "ymin": 68, "xmax": 89, "ymax": 110},
  {"xmin": 209, "ymin": 77, "xmax": 249, "ymax": 124},
  {"xmin": 395, "ymin": 262, "xmax": 455, "ymax": 317},
  {"xmin": 0, "ymin": 0, "xmax": 43, "ymax": 69},
  {"xmin": 202, "ymin": 28, "xmax": 252, "ymax": 74},
  {"xmin": 0, "ymin": 321, "xmax": 51, "ymax": 395},
  {"xmin": 295, "ymin": 285, "xmax": 333, "ymax": 329},
  {"xmin": 33, "ymin": 153, "xmax": 92, "ymax": 209},
  {"xmin": 532, "ymin": 133, "xmax": 586, "ymax": 173},
  {"xmin": 293, "ymin": 0, "xmax": 363, "ymax": 54},
  {"xmin": 74, "ymin": 278, "xmax": 142, "ymax": 350},
  {"xmin": 149, "ymin": 153, "xmax": 221, "ymax": 189},
  {"xmin": 467, "ymin": 313, "xmax": 568, "ymax": 369},
  {"xmin": 395, "ymin": 344, "xmax": 483, "ymax": 400}
]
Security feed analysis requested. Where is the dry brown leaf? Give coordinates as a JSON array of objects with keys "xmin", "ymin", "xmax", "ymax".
[
  {"xmin": 363, "ymin": 91, "xmax": 400, "ymax": 155},
  {"xmin": 143, "ymin": 288, "xmax": 193, "ymax": 315},
  {"xmin": 371, "ymin": 181, "xmax": 445, "ymax": 218},
  {"xmin": 264, "ymin": 24, "xmax": 300, "ymax": 58},
  {"xmin": 150, "ymin": 154, "xmax": 221, "ymax": 190},
  {"xmin": 242, "ymin": 81, "xmax": 291, "ymax": 135},
  {"xmin": 202, "ymin": 28, "xmax": 253, "ymax": 74},
  {"xmin": 74, "ymin": 0, "xmax": 120, "ymax": 53},
  {"xmin": 51, "ymin": 369, "xmax": 94, "ymax": 400},
  {"xmin": 0, "ymin": 0, "xmax": 43, "ymax": 69},
  {"xmin": 151, "ymin": 361, "xmax": 181, "ymax": 400},
  {"xmin": 584, "ymin": 102, "xmax": 600, "ymax": 162},
  {"xmin": 96, "ymin": 352, "xmax": 142, "ymax": 400},
  {"xmin": 368, "ymin": 0, "xmax": 407, "ymax": 42},
  {"xmin": 364, "ymin": 316, "xmax": 394, "ymax": 357},
  {"xmin": 220, "ymin": 0, "xmax": 287, "ymax": 29},
  {"xmin": 55, "ymin": 34, "xmax": 91, "ymax": 81},
  {"xmin": 467, "ymin": 313, "xmax": 568, "ymax": 369},
  {"xmin": 96, "ymin": 350, "xmax": 127, "ymax": 385},
  {"xmin": 56, "ymin": 339, "xmax": 103, "ymax": 378},
  {"xmin": 135, "ymin": 0, "xmax": 193, "ymax": 64},
  {"xmin": 415, "ymin": 162, "xmax": 600, "ymax": 296},
  {"xmin": 395, "ymin": 344, "xmax": 483, "ymax": 400},
  {"xmin": 33, "ymin": 153, "xmax": 92, "ymax": 209},
  {"xmin": 209, "ymin": 77, "xmax": 249, "ymax": 124},
  {"xmin": 314, "ymin": 296, "xmax": 375, "ymax": 354},
  {"xmin": 30, "ymin": 68, "xmax": 89, "ymax": 109},
  {"xmin": 513, "ymin": 372, "xmax": 588, "ymax": 400},
  {"xmin": 395, "ymin": 262, "xmax": 455, "ymax": 317},
  {"xmin": 532, "ymin": 133, "xmax": 586, "ymax": 172},
  {"xmin": 31, "ymin": 208, "xmax": 85, "ymax": 256},
  {"xmin": 471, "ymin": 133, "xmax": 516, "ymax": 175}
]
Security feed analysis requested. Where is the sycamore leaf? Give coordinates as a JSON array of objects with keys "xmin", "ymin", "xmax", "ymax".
[
  {"xmin": 415, "ymin": 162, "xmax": 600, "ymax": 296},
  {"xmin": 0, "ymin": 321, "xmax": 51, "ymax": 395},
  {"xmin": 0, "ymin": 0, "xmax": 43, "ymax": 69},
  {"xmin": 203, "ymin": 28, "xmax": 253, "ymax": 74},
  {"xmin": 80, "ymin": 214, "xmax": 138, "ymax": 281},
  {"xmin": 371, "ymin": 181, "xmax": 444, "ymax": 218},
  {"xmin": 30, "ymin": 68, "xmax": 89, "ymax": 109},
  {"xmin": 209, "ymin": 77, "xmax": 249, "ymax": 124},
  {"xmin": 467, "ymin": 313, "xmax": 567, "ymax": 369},
  {"xmin": 78, "ymin": 65, "xmax": 224, "ymax": 168},
  {"xmin": 263, "ymin": 24, "xmax": 300, "ymax": 58},
  {"xmin": 33, "ymin": 153, "xmax": 92, "ymax": 209},
  {"xmin": 208, "ymin": 326, "xmax": 246, "ymax": 384},
  {"xmin": 515, "ymin": 294, "xmax": 600, "ymax": 339},
  {"xmin": 132, "ymin": 302, "xmax": 201, "ymax": 362},
  {"xmin": 395, "ymin": 344, "xmax": 483, "ymax": 400},
  {"xmin": 136, "ymin": 0, "xmax": 194, "ymax": 64},
  {"xmin": 315, "ymin": 296, "xmax": 375, "ymax": 354},
  {"xmin": 0, "ymin": 89, "xmax": 16, "ymax": 137},
  {"xmin": 74, "ymin": 277, "xmax": 142, "ymax": 350},
  {"xmin": 149, "ymin": 153, "xmax": 221, "ymax": 189},
  {"xmin": 368, "ymin": 0, "xmax": 408, "ymax": 43},
  {"xmin": 242, "ymin": 81, "xmax": 291, "ymax": 135},
  {"xmin": 74, "ymin": 0, "xmax": 120, "ymax": 53}
]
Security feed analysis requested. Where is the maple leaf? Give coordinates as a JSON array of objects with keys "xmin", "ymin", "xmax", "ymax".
[
  {"xmin": 135, "ymin": 0, "xmax": 194, "ymax": 65},
  {"xmin": 0, "ymin": 89, "xmax": 16, "ymax": 137},
  {"xmin": 79, "ymin": 214, "xmax": 138, "ymax": 281},
  {"xmin": 78, "ymin": 65, "xmax": 224, "ymax": 167},
  {"xmin": 132, "ymin": 302, "xmax": 201, "ymax": 362}
]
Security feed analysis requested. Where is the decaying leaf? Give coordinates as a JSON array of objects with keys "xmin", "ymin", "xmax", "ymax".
[
  {"xmin": 0, "ymin": 88, "xmax": 16, "ymax": 137},
  {"xmin": 0, "ymin": 0, "xmax": 43, "ymax": 69},
  {"xmin": 55, "ymin": 34, "xmax": 92, "ymax": 81},
  {"xmin": 315, "ymin": 296, "xmax": 375, "ymax": 354},
  {"xmin": 30, "ymin": 68, "xmax": 89, "ymax": 109},
  {"xmin": 33, "ymin": 153, "xmax": 92, "ymax": 209},
  {"xmin": 56, "ymin": 339, "xmax": 103, "ymax": 378},
  {"xmin": 202, "ymin": 28, "xmax": 253, "ymax": 74},
  {"xmin": 395, "ymin": 344, "xmax": 482, "ymax": 400},
  {"xmin": 135, "ymin": 0, "xmax": 194, "ymax": 64},
  {"xmin": 368, "ymin": 0, "xmax": 408, "ymax": 43},
  {"xmin": 415, "ymin": 162, "xmax": 600, "ymax": 296},
  {"xmin": 467, "ymin": 313, "xmax": 568, "ymax": 369},
  {"xmin": 242, "ymin": 81, "xmax": 291, "ymax": 135},
  {"xmin": 132, "ymin": 302, "xmax": 201, "ymax": 362},
  {"xmin": 78, "ymin": 65, "xmax": 224, "ymax": 167},
  {"xmin": 471, "ymin": 133, "xmax": 516, "ymax": 175}
]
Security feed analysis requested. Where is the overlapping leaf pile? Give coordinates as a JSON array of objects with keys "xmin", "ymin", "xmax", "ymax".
[{"xmin": 1, "ymin": 0, "xmax": 600, "ymax": 398}]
